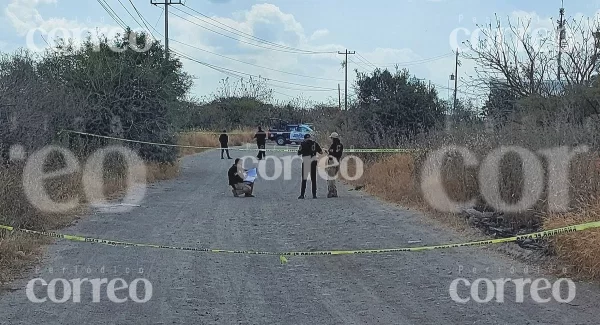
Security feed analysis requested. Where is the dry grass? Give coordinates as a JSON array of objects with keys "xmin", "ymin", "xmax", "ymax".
[
  {"xmin": 354, "ymin": 153, "xmax": 422, "ymax": 206},
  {"xmin": 0, "ymin": 158, "xmax": 181, "ymax": 286},
  {"xmin": 544, "ymin": 203, "xmax": 600, "ymax": 280},
  {"xmin": 0, "ymin": 233, "xmax": 50, "ymax": 285},
  {"xmin": 177, "ymin": 129, "xmax": 255, "ymax": 156},
  {"xmin": 345, "ymin": 129, "xmax": 600, "ymax": 280}
]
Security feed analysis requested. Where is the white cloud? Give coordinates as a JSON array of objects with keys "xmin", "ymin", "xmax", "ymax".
[
  {"xmin": 4, "ymin": 0, "xmax": 126, "ymax": 53},
  {"xmin": 310, "ymin": 29, "xmax": 329, "ymax": 41},
  {"xmin": 5, "ymin": 0, "xmax": 57, "ymax": 35},
  {"xmin": 168, "ymin": 3, "xmax": 349, "ymax": 101}
]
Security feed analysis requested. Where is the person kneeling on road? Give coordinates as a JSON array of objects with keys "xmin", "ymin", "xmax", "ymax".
[{"xmin": 228, "ymin": 158, "xmax": 255, "ymax": 197}]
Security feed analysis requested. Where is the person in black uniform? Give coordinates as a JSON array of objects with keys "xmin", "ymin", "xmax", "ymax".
[
  {"xmin": 228, "ymin": 158, "xmax": 254, "ymax": 197},
  {"xmin": 297, "ymin": 133, "xmax": 323, "ymax": 199},
  {"xmin": 219, "ymin": 130, "xmax": 232, "ymax": 159},
  {"xmin": 254, "ymin": 126, "xmax": 267, "ymax": 160},
  {"xmin": 327, "ymin": 132, "xmax": 344, "ymax": 198}
]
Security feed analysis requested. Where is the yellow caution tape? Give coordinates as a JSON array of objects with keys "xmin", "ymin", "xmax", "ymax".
[
  {"xmin": 2, "ymin": 221, "xmax": 599, "ymax": 263},
  {"xmin": 60, "ymin": 130, "xmax": 419, "ymax": 153},
  {"xmin": 60, "ymin": 130, "xmax": 218, "ymax": 150}
]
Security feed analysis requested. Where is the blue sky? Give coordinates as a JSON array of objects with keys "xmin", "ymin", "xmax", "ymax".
[{"xmin": 2, "ymin": 0, "xmax": 599, "ymax": 104}]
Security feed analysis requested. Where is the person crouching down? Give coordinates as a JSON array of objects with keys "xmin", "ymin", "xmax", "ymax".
[{"xmin": 228, "ymin": 158, "xmax": 254, "ymax": 197}]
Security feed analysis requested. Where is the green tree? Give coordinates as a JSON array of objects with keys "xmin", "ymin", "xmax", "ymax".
[
  {"xmin": 482, "ymin": 81, "xmax": 519, "ymax": 127},
  {"xmin": 353, "ymin": 68, "xmax": 444, "ymax": 143},
  {"xmin": 37, "ymin": 28, "xmax": 192, "ymax": 162}
]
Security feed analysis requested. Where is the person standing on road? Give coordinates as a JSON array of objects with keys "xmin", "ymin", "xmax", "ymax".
[
  {"xmin": 297, "ymin": 133, "xmax": 323, "ymax": 199},
  {"xmin": 219, "ymin": 130, "xmax": 232, "ymax": 159},
  {"xmin": 254, "ymin": 126, "xmax": 267, "ymax": 160},
  {"xmin": 228, "ymin": 158, "xmax": 254, "ymax": 197},
  {"xmin": 326, "ymin": 132, "xmax": 344, "ymax": 198}
]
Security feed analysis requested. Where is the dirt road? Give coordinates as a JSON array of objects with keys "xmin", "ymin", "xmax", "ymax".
[{"xmin": 1, "ymin": 149, "xmax": 599, "ymax": 324}]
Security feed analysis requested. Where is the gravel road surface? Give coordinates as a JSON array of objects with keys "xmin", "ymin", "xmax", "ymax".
[{"xmin": 1, "ymin": 148, "xmax": 599, "ymax": 325}]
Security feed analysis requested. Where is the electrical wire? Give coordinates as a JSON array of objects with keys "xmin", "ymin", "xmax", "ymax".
[
  {"xmin": 172, "ymin": 49, "xmax": 337, "ymax": 92},
  {"xmin": 348, "ymin": 57, "xmax": 370, "ymax": 72},
  {"xmin": 154, "ymin": 6, "xmax": 164, "ymax": 29},
  {"xmin": 141, "ymin": 8, "xmax": 342, "ymax": 86},
  {"xmin": 375, "ymin": 53, "xmax": 454, "ymax": 67},
  {"xmin": 96, "ymin": 0, "xmax": 127, "ymax": 29},
  {"xmin": 126, "ymin": 0, "xmax": 157, "ymax": 40},
  {"xmin": 170, "ymin": 6, "xmax": 336, "ymax": 55},
  {"xmin": 356, "ymin": 53, "xmax": 378, "ymax": 69},
  {"xmin": 166, "ymin": 37, "xmax": 343, "ymax": 81},
  {"xmin": 431, "ymin": 82, "xmax": 479, "ymax": 97},
  {"xmin": 180, "ymin": 4, "xmax": 337, "ymax": 54}
]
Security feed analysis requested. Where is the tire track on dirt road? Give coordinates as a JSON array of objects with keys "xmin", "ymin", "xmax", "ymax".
[{"xmin": 0, "ymin": 149, "xmax": 599, "ymax": 324}]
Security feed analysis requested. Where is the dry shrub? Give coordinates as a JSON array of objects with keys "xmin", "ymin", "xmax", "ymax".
[
  {"xmin": 145, "ymin": 162, "xmax": 180, "ymax": 183},
  {"xmin": 0, "ymin": 233, "xmax": 49, "ymax": 285},
  {"xmin": 356, "ymin": 153, "xmax": 422, "ymax": 206},
  {"xmin": 341, "ymin": 121, "xmax": 600, "ymax": 279},
  {"xmin": 544, "ymin": 202, "xmax": 600, "ymax": 280}
]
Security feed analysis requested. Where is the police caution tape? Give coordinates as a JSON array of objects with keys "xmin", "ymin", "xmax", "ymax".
[
  {"xmin": 60, "ymin": 130, "xmax": 419, "ymax": 154},
  {"xmin": 2, "ymin": 221, "xmax": 599, "ymax": 264}
]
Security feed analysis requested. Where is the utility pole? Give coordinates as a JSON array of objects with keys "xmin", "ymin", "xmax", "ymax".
[
  {"xmin": 338, "ymin": 49, "xmax": 356, "ymax": 110},
  {"xmin": 557, "ymin": 0, "xmax": 565, "ymax": 81},
  {"xmin": 453, "ymin": 48, "xmax": 459, "ymax": 113},
  {"xmin": 338, "ymin": 83, "xmax": 342, "ymax": 110},
  {"xmin": 151, "ymin": 0, "xmax": 182, "ymax": 60}
]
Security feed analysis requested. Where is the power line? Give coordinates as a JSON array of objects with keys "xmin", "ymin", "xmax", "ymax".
[
  {"xmin": 141, "ymin": 10, "xmax": 342, "ymax": 82},
  {"xmin": 126, "ymin": 0, "xmax": 157, "ymax": 40},
  {"xmin": 348, "ymin": 57, "xmax": 369, "ymax": 72},
  {"xmin": 96, "ymin": 0, "xmax": 127, "ymax": 29},
  {"xmin": 116, "ymin": 0, "xmax": 143, "ymax": 28},
  {"xmin": 374, "ymin": 53, "xmax": 454, "ymax": 67},
  {"xmin": 179, "ymin": 4, "xmax": 337, "ymax": 54},
  {"xmin": 356, "ymin": 53, "xmax": 378, "ymax": 69},
  {"xmin": 431, "ymin": 82, "xmax": 479, "ymax": 97},
  {"xmin": 164, "ymin": 37, "xmax": 343, "ymax": 81},
  {"xmin": 170, "ymin": 6, "xmax": 336, "ymax": 55},
  {"xmin": 154, "ymin": 7, "xmax": 164, "ymax": 29},
  {"xmin": 172, "ymin": 49, "xmax": 337, "ymax": 91}
]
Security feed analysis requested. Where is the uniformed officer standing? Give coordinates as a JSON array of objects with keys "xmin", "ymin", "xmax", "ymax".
[
  {"xmin": 326, "ymin": 132, "xmax": 344, "ymax": 198},
  {"xmin": 254, "ymin": 126, "xmax": 267, "ymax": 160},
  {"xmin": 297, "ymin": 133, "xmax": 323, "ymax": 199}
]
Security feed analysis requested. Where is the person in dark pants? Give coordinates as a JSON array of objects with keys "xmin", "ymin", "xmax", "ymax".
[
  {"xmin": 297, "ymin": 133, "xmax": 323, "ymax": 199},
  {"xmin": 228, "ymin": 158, "xmax": 254, "ymax": 197},
  {"xmin": 219, "ymin": 130, "xmax": 232, "ymax": 159},
  {"xmin": 327, "ymin": 132, "xmax": 344, "ymax": 198},
  {"xmin": 254, "ymin": 126, "xmax": 267, "ymax": 160}
]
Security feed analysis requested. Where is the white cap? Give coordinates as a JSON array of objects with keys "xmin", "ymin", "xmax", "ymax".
[{"xmin": 329, "ymin": 132, "xmax": 339, "ymax": 138}]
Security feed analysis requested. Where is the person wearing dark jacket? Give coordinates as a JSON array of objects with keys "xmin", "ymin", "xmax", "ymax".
[
  {"xmin": 297, "ymin": 133, "xmax": 323, "ymax": 199},
  {"xmin": 254, "ymin": 127, "xmax": 267, "ymax": 160},
  {"xmin": 326, "ymin": 132, "xmax": 344, "ymax": 198},
  {"xmin": 219, "ymin": 130, "xmax": 232, "ymax": 159},
  {"xmin": 228, "ymin": 158, "xmax": 254, "ymax": 197}
]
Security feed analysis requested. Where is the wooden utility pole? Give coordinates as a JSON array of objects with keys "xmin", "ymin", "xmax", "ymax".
[
  {"xmin": 338, "ymin": 83, "xmax": 342, "ymax": 110},
  {"xmin": 338, "ymin": 49, "xmax": 356, "ymax": 110},
  {"xmin": 453, "ymin": 48, "xmax": 459, "ymax": 113},
  {"xmin": 151, "ymin": 0, "xmax": 182, "ymax": 60},
  {"xmin": 557, "ymin": 0, "xmax": 565, "ymax": 81}
]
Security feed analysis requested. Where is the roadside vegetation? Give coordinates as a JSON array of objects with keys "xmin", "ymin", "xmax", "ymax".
[{"xmin": 2, "ymin": 12, "xmax": 600, "ymax": 285}]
